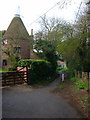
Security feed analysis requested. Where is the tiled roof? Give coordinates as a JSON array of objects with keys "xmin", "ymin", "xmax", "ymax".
[{"xmin": 3, "ymin": 17, "xmax": 30, "ymax": 40}]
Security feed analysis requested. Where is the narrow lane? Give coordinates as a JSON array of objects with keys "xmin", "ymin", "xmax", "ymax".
[{"xmin": 2, "ymin": 76, "xmax": 82, "ymax": 118}]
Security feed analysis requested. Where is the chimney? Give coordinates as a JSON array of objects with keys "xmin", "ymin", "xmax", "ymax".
[{"xmin": 31, "ymin": 29, "xmax": 33, "ymax": 36}]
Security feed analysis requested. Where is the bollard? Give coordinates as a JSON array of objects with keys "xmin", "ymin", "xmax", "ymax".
[{"xmin": 62, "ymin": 74, "xmax": 64, "ymax": 82}]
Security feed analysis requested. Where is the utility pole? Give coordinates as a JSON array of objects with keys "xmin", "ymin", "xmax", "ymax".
[{"xmin": 0, "ymin": 31, "xmax": 2, "ymax": 70}]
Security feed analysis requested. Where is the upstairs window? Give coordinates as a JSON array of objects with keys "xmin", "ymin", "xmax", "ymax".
[
  {"xmin": 3, "ymin": 39, "xmax": 7, "ymax": 45},
  {"xmin": 3, "ymin": 59, "xmax": 7, "ymax": 66}
]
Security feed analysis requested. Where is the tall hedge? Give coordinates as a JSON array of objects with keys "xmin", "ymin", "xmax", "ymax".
[{"xmin": 18, "ymin": 59, "xmax": 55, "ymax": 84}]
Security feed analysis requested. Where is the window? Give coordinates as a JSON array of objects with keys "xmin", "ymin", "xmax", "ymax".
[
  {"xmin": 18, "ymin": 47, "xmax": 21, "ymax": 53},
  {"xmin": 3, "ymin": 60, "xmax": 7, "ymax": 66},
  {"xmin": 3, "ymin": 39, "xmax": 7, "ymax": 45},
  {"xmin": 14, "ymin": 47, "xmax": 21, "ymax": 53}
]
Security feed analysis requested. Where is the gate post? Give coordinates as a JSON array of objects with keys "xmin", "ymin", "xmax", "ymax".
[{"xmin": 27, "ymin": 68, "xmax": 31, "ymax": 85}]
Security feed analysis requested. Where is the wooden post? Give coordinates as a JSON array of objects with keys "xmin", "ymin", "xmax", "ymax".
[
  {"xmin": 82, "ymin": 72, "xmax": 84, "ymax": 79},
  {"xmin": 27, "ymin": 68, "xmax": 31, "ymax": 85},
  {"xmin": 86, "ymin": 72, "xmax": 88, "ymax": 80},
  {"xmin": 78, "ymin": 71, "xmax": 80, "ymax": 79},
  {"xmin": 84, "ymin": 72, "xmax": 87, "ymax": 80}
]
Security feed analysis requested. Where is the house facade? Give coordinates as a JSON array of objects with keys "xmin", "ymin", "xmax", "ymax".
[{"xmin": 2, "ymin": 15, "xmax": 38, "ymax": 70}]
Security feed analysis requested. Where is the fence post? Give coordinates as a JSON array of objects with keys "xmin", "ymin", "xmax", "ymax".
[
  {"xmin": 82, "ymin": 72, "xmax": 84, "ymax": 79},
  {"xmin": 84, "ymin": 72, "xmax": 87, "ymax": 80},
  {"xmin": 77, "ymin": 71, "xmax": 80, "ymax": 79}
]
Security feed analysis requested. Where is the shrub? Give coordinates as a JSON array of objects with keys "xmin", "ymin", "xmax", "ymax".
[
  {"xmin": 70, "ymin": 77, "xmax": 77, "ymax": 83},
  {"xmin": 18, "ymin": 59, "xmax": 56, "ymax": 85},
  {"xmin": 57, "ymin": 67, "xmax": 63, "ymax": 71},
  {"xmin": 8, "ymin": 66, "xmax": 17, "ymax": 71},
  {"xmin": 64, "ymin": 69, "xmax": 70, "ymax": 74},
  {"xmin": 81, "ymin": 98, "xmax": 85, "ymax": 103},
  {"xmin": 76, "ymin": 81, "xmax": 87, "ymax": 89},
  {"xmin": 87, "ymin": 96, "xmax": 90, "ymax": 101},
  {"xmin": 18, "ymin": 59, "xmax": 32, "ymax": 67}
]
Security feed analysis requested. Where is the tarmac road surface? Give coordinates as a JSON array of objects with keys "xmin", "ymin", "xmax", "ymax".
[{"xmin": 2, "ymin": 76, "xmax": 82, "ymax": 118}]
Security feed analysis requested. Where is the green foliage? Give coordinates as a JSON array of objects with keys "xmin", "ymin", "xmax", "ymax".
[
  {"xmin": 34, "ymin": 40, "xmax": 58, "ymax": 72},
  {"xmin": 57, "ymin": 66, "xmax": 64, "ymax": 71},
  {"xmin": 18, "ymin": 59, "xmax": 56, "ymax": 85},
  {"xmin": 64, "ymin": 69, "xmax": 71, "ymax": 74},
  {"xmin": 3, "ymin": 41, "xmax": 20, "ymax": 71},
  {"xmin": 70, "ymin": 77, "xmax": 77, "ymax": 83},
  {"xmin": 70, "ymin": 76, "xmax": 88, "ymax": 90},
  {"xmin": 56, "ymin": 14, "xmax": 89, "ymax": 73},
  {"xmin": 57, "ymin": 66, "xmax": 67, "ymax": 72},
  {"xmin": 57, "ymin": 83, "xmax": 66, "ymax": 88},
  {"xmin": 30, "ymin": 61, "xmax": 52, "ymax": 84},
  {"xmin": 81, "ymin": 98, "xmax": 85, "ymax": 103},
  {"xmin": 85, "ymin": 87, "xmax": 89, "ymax": 91},
  {"xmin": 34, "ymin": 40, "xmax": 57, "ymax": 61},
  {"xmin": 56, "ymin": 69, "xmax": 58, "ymax": 74},
  {"xmin": 35, "ymin": 13, "xmax": 89, "ymax": 73},
  {"xmin": 0, "ymin": 69, "xmax": 9, "ymax": 72},
  {"xmin": 8, "ymin": 66, "xmax": 17, "ymax": 71},
  {"xmin": 87, "ymin": 96, "xmax": 90, "ymax": 101},
  {"xmin": 76, "ymin": 81, "xmax": 87, "ymax": 89},
  {"xmin": 18, "ymin": 59, "xmax": 32, "ymax": 67}
]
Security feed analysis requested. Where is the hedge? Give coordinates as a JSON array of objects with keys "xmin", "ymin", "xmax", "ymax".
[{"xmin": 18, "ymin": 59, "xmax": 56, "ymax": 84}]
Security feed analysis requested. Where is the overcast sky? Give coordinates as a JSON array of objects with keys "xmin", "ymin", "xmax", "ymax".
[{"xmin": 0, "ymin": 0, "xmax": 85, "ymax": 35}]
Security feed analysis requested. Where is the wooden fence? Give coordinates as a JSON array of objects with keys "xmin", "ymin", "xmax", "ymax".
[
  {"xmin": 2, "ymin": 70, "xmax": 27, "ymax": 86},
  {"xmin": 74, "ymin": 70, "xmax": 90, "ymax": 90},
  {"xmin": 74, "ymin": 70, "xmax": 90, "ymax": 81}
]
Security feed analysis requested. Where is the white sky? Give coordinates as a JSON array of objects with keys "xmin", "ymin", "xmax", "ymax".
[{"xmin": 0, "ymin": 0, "xmax": 85, "ymax": 35}]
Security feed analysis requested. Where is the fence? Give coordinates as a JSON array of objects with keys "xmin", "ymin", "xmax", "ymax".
[
  {"xmin": 74, "ymin": 70, "xmax": 90, "ymax": 81},
  {"xmin": 2, "ymin": 70, "xmax": 27, "ymax": 86},
  {"xmin": 74, "ymin": 70, "xmax": 90, "ymax": 90}
]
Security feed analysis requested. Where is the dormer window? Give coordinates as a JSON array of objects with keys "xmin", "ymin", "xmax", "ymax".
[{"xmin": 3, "ymin": 39, "xmax": 7, "ymax": 45}]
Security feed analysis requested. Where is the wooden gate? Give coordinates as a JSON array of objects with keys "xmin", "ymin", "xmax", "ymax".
[{"xmin": 2, "ymin": 66, "xmax": 28, "ymax": 86}]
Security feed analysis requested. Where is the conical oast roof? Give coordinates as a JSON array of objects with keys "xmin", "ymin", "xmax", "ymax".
[{"xmin": 3, "ymin": 17, "xmax": 30, "ymax": 40}]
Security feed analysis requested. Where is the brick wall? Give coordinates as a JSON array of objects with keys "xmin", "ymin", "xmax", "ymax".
[{"xmin": 2, "ymin": 38, "xmax": 31, "ymax": 69}]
